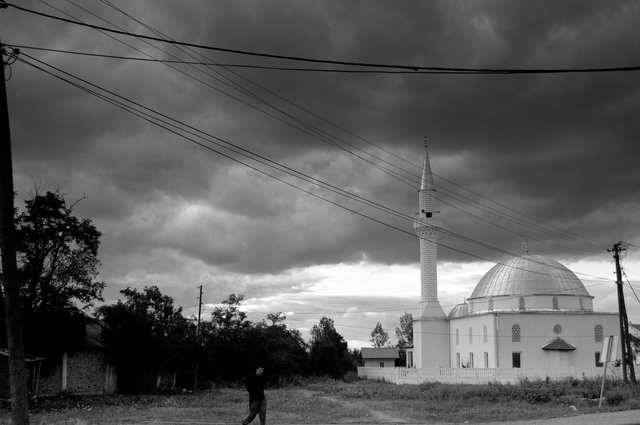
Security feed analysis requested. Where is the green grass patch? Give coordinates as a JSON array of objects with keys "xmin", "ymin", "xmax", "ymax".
[{"xmin": 1, "ymin": 376, "xmax": 638, "ymax": 424}]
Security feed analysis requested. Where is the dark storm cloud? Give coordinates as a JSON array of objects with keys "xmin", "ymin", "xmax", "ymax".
[{"xmin": 3, "ymin": 1, "xmax": 640, "ymax": 301}]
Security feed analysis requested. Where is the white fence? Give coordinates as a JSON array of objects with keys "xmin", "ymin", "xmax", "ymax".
[{"xmin": 358, "ymin": 366, "xmax": 613, "ymax": 385}]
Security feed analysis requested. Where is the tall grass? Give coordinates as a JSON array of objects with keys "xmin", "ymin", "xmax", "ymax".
[{"xmin": 1, "ymin": 375, "xmax": 638, "ymax": 424}]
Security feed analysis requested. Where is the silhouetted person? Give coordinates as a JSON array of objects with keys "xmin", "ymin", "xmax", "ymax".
[{"xmin": 242, "ymin": 364, "xmax": 267, "ymax": 425}]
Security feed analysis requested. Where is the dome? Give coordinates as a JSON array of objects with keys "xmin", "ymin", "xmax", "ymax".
[
  {"xmin": 469, "ymin": 255, "xmax": 590, "ymax": 299},
  {"xmin": 448, "ymin": 302, "xmax": 469, "ymax": 319}
]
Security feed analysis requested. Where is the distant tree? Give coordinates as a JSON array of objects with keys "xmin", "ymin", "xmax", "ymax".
[
  {"xmin": 370, "ymin": 322, "xmax": 389, "ymax": 348},
  {"xmin": 0, "ymin": 189, "xmax": 105, "ymax": 358},
  {"xmin": 245, "ymin": 313, "xmax": 309, "ymax": 382},
  {"xmin": 309, "ymin": 316, "xmax": 351, "ymax": 378},
  {"xmin": 200, "ymin": 293, "xmax": 253, "ymax": 381},
  {"xmin": 96, "ymin": 286, "xmax": 196, "ymax": 393},
  {"xmin": 395, "ymin": 312, "xmax": 413, "ymax": 347}
]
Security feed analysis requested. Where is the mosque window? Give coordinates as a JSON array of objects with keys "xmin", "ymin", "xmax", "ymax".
[
  {"xmin": 595, "ymin": 352, "xmax": 603, "ymax": 367},
  {"xmin": 488, "ymin": 299, "xmax": 494, "ymax": 311},
  {"xmin": 519, "ymin": 297, "xmax": 525, "ymax": 310},
  {"xmin": 469, "ymin": 327, "xmax": 473, "ymax": 344},
  {"xmin": 552, "ymin": 297, "xmax": 559, "ymax": 310},
  {"xmin": 594, "ymin": 325, "xmax": 603, "ymax": 343},
  {"xmin": 512, "ymin": 324, "xmax": 521, "ymax": 342},
  {"xmin": 456, "ymin": 328, "xmax": 459, "ymax": 345},
  {"xmin": 512, "ymin": 352, "xmax": 521, "ymax": 368},
  {"xmin": 483, "ymin": 325, "xmax": 488, "ymax": 343},
  {"xmin": 553, "ymin": 324, "xmax": 562, "ymax": 334}
]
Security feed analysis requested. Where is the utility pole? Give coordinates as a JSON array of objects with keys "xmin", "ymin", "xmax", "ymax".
[
  {"xmin": 193, "ymin": 285, "xmax": 203, "ymax": 390},
  {"xmin": 609, "ymin": 242, "xmax": 636, "ymax": 384},
  {"xmin": 0, "ymin": 39, "xmax": 30, "ymax": 424}
]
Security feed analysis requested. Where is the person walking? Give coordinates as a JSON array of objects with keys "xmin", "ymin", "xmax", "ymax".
[{"xmin": 242, "ymin": 364, "xmax": 267, "ymax": 425}]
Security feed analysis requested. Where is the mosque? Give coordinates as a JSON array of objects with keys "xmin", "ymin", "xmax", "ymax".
[{"xmin": 407, "ymin": 144, "xmax": 620, "ymax": 372}]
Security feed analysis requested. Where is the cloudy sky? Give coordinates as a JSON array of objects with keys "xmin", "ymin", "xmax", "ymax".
[{"xmin": 3, "ymin": 1, "xmax": 640, "ymax": 348}]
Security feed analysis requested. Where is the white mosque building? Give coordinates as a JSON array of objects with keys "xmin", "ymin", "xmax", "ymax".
[{"xmin": 406, "ymin": 143, "xmax": 620, "ymax": 376}]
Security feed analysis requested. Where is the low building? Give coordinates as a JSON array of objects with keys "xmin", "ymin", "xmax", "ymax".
[
  {"xmin": 361, "ymin": 347, "xmax": 400, "ymax": 368},
  {"xmin": 2, "ymin": 318, "xmax": 118, "ymax": 398}
]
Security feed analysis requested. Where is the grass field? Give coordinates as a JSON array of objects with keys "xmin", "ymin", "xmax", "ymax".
[{"xmin": 1, "ymin": 376, "xmax": 639, "ymax": 424}]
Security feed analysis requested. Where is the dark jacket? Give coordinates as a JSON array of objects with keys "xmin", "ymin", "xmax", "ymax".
[{"xmin": 245, "ymin": 373, "xmax": 266, "ymax": 401}]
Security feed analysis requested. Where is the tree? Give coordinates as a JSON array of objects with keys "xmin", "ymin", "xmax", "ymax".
[
  {"xmin": 200, "ymin": 293, "xmax": 253, "ymax": 381},
  {"xmin": 370, "ymin": 322, "xmax": 389, "ymax": 348},
  {"xmin": 96, "ymin": 286, "xmax": 196, "ymax": 393},
  {"xmin": 309, "ymin": 316, "xmax": 351, "ymax": 378},
  {"xmin": 395, "ymin": 312, "xmax": 413, "ymax": 347},
  {"xmin": 1, "ymin": 189, "xmax": 105, "ymax": 357}
]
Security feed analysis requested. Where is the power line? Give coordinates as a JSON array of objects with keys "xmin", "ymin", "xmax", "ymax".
[
  {"xmin": 14, "ymin": 51, "xmax": 616, "ymax": 291},
  {"xmin": 8, "ymin": 2, "xmax": 640, "ymax": 75}
]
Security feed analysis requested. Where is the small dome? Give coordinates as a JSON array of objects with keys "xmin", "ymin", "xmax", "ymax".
[
  {"xmin": 448, "ymin": 302, "xmax": 469, "ymax": 319},
  {"xmin": 469, "ymin": 255, "xmax": 590, "ymax": 299}
]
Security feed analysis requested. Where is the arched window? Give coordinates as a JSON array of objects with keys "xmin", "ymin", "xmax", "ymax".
[
  {"xmin": 552, "ymin": 297, "xmax": 559, "ymax": 310},
  {"xmin": 594, "ymin": 325, "xmax": 603, "ymax": 343},
  {"xmin": 488, "ymin": 299, "xmax": 494, "ymax": 311},
  {"xmin": 469, "ymin": 327, "xmax": 473, "ymax": 344},
  {"xmin": 512, "ymin": 324, "xmax": 521, "ymax": 342},
  {"xmin": 519, "ymin": 297, "xmax": 526, "ymax": 310},
  {"xmin": 483, "ymin": 325, "xmax": 488, "ymax": 343},
  {"xmin": 456, "ymin": 328, "xmax": 460, "ymax": 345}
]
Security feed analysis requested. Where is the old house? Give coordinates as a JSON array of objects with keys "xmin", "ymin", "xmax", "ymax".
[
  {"xmin": 1, "ymin": 318, "xmax": 118, "ymax": 398},
  {"xmin": 361, "ymin": 347, "xmax": 399, "ymax": 368}
]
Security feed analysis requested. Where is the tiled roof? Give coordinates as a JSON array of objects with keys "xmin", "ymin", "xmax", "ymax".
[
  {"xmin": 361, "ymin": 347, "xmax": 400, "ymax": 359},
  {"xmin": 541, "ymin": 337, "xmax": 576, "ymax": 351}
]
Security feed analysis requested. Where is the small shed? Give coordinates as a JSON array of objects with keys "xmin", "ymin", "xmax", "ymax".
[
  {"xmin": 0, "ymin": 349, "xmax": 44, "ymax": 399},
  {"xmin": 361, "ymin": 347, "xmax": 400, "ymax": 368}
]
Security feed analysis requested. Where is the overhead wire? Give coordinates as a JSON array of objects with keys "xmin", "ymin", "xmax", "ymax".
[
  {"xmin": 3, "ymin": 2, "xmax": 631, "ymax": 257},
  {"xmin": 16, "ymin": 50, "xmax": 615, "ymax": 296},
  {"xmin": 8, "ymin": 2, "xmax": 640, "ymax": 74},
  {"xmin": 5, "ymin": 2, "xmax": 632, "ymax": 322},
  {"xmin": 11, "ymin": 40, "xmax": 613, "ymax": 254},
  {"xmin": 9, "ymin": 41, "xmax": 611, "ymax": 252}
]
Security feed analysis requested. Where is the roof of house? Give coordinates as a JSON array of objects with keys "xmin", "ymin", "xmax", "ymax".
[
  {"xmin": 361, "ymin": 347, "xmax": 400, "ymax": 359},
  {"xmin": 0, "ymin": 348, "xmax": 44, "ymax": 362},
  {"xmin": 541, "ymin": 337, "xmax": 576, "ymax": 351}
]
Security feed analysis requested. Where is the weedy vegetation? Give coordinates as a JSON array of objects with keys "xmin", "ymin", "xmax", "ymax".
[{"xmin": 1, "ymin": 375, "xmax": 639, "ymax": 424}]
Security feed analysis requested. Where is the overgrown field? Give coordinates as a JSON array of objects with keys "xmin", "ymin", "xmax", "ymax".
[{"xmin": 1, "ymin": 376, "xmax": 639, "ymax": 424}]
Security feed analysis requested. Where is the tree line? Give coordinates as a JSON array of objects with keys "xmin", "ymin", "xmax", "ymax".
[{"xmin": 0, "ymin": 190, "xmax": 362, "ymax": 393}]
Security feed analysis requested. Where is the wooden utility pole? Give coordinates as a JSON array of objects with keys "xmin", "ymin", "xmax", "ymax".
[
  {"xmin": 609, "ymin": 242, "xmax": 636, "ymax": 384},
  {"xmin": 193, "ymin": 285, "xmax": 203, "ymax": 389},
  {"xmin": 0, "ymin": 40, "xmax": 31, "ymax": 424}
]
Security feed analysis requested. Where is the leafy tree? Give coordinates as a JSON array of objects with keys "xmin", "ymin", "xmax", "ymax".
[
  {"xmin": 96, "ymin": 286, "xmax": 196, "ymax": 393},
  {"xmin": 200, "ymin": 293, "xmax": 253, "ymax": 382},
  {"xmin": 370, "ymin": 322, "xmax": 389, "ymax": 348},
  {"xmin": 1, "ymin": 189, "xmax": 105, "ymax": 357},
  {"xmin": 246, "ymin": 314, "xmax": 309, "ymax": 382},
  {"xmin": 395, "ymin": 312, "xmax": 413, "ymax": 347},
  {"xmin": 309, "ymin": 316, "xmax": 351, "ymax": 378}
]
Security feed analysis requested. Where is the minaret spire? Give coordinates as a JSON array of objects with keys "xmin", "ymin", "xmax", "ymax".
[
  {"xmin": 412, "ymin": 139, "xmax": 449, "ymax": 369},
  {"xmin": 413, "ymin": 141, "xmax": 444, "ymax": 317}
]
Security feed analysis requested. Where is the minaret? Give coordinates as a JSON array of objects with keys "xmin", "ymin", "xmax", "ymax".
[
  {"xmin": 413, "ymin": 141, "xmax": 445, "ymax": 317},
  {"xmin": 412, "ymin": 140, "xmax": 449, "ymax": 368}
]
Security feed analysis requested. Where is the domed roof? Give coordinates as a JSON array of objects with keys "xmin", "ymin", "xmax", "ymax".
[
  {"xmin": 448, "ymin": 302, "xmax": 469, "ymax": 319},
  {"xmin": 469, "ymin": 255, "xmax": 590, "ymax": 299}
]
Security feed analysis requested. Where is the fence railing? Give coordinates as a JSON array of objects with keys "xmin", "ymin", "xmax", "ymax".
[{"xmin": 358, "ymin": 366, "xmax": 613, "ymax": 385}]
